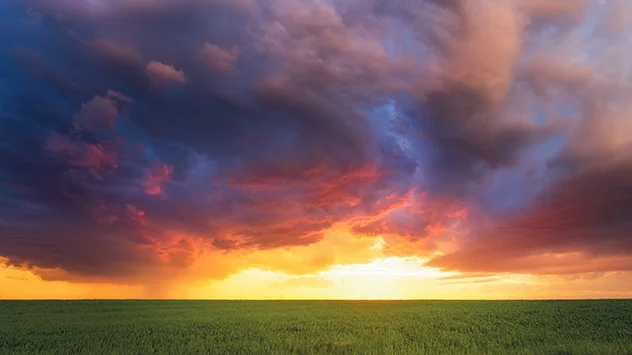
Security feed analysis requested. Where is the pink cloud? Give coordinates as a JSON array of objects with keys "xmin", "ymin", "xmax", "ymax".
[
  {"xmin": 146, "ymin": 60, "xmax": 187, "ymax": 84},
  {"xmin": 599, "ymin": 0, "xmax": 632, "ymax": 35},
  {"xmin": 197, "ymin": 43, "xmax": 239, "ymax": 74},
  {"xmin": 518, "ymin": 0, "xmax": 588, "ymax": 21},
  {"xmin": 91, "ymin": 39, "xmax": 143, "ymax": 63},
  {"xmin": 142, "ymin": 162, "xmax": 173, "ymax": 196},
  {"xmin": 125, "ymin": 204, "xmax": 148, "ymax": 226},
  {"xmin": 44, "ymin": 133, "xmax": 117, "ymax": 170}
]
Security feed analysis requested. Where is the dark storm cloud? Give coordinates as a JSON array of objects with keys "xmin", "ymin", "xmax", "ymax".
[
  {"xmin": 426, "ymin": 158, "xmax": 632, "ymax": 274},
  {"xmin": 407, "ymin": 83, "xmax": 563, "ymax": 191},
  {"xmin": 0, "ymin": 0, "xmax": 415, "ymax": 280},
  {"xmin": 425, "ymin": 2, "xmax": 632, "ymax": 273},
  {"xmin": 1, "ymin": 0, "xmax": 632, "ymax": 281}
]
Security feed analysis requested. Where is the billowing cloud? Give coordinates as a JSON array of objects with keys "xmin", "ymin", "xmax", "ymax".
[
  {"xmin": 1, "ymin": 0, "xmax": 631, "ymax": 287},
  {"xmin": 74, "ymin": 90, "xmax": 131, "ymax": 132}
]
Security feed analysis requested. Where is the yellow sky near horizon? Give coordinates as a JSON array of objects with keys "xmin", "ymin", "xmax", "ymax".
[
  {"xmin": 3, "ymin": 255, "xmax": 632, "ymax": 300},
  {"xmin": 3, "ymin": 231, "xmax": 632, "ymax": 300}
]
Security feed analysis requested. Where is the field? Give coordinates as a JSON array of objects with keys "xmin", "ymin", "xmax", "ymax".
[{"xmin": 1, "ymin": 300, "xmax": 632, "ymax": 354}]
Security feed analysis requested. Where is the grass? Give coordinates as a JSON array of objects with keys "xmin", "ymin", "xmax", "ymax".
[{"xmin": 1, "ymin": 300, "xmax": 632, "ymax": 354}]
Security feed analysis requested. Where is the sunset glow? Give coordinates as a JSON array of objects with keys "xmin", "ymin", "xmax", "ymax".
[{"xmin": 2, "ymin": 0, "xmax": 632, "ymax": 300}]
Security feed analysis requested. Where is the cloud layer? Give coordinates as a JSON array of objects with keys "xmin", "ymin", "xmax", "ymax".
[{"xmin": 1, "ymin": 0, "xmax": 632, "ymax": 283}]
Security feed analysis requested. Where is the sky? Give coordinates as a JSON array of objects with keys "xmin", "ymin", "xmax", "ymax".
[{"xmin": 1, "ymin": 0, "xmax": 632, "ymax": 300}]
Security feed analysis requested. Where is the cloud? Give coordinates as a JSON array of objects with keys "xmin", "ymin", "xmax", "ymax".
[
  {"xmin": 44, "ymin": 133, "xmax": 118, "ymax": 171},
  {"xmin": 197, "ymin": 43, "xmax": 239, "ymax": 74},
  {"xmin": 142, "ymin": 162, "xmax": 173, "ymax": 196},
  {"xmin": 1, "ymin": 0, "xmax": 631, "ymax": 285},
  {"xmin": 146, "ymin": 60, "xmax": 187, "ymax": 84},
  {"xmin": 599, "ymin": 0, "xmax": 632, "ymax": 35},
  {"xmin": 91, "ymin": 39, "xmax": 143, "ymax": 64},
  {"xmin": 74, "ymin": 90, "xmax": 131, "ymax": 132},
  {"xmin": 518, "ymin": 0, "xmax": 588, "ymax": 21},
  {"xmin": 426, "ymin": 161, "xmax": 632, "ymax": 274}
]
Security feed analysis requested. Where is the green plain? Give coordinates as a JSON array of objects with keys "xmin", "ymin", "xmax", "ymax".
[{"xmin": 1, "ymin": 300, "xmax": 631, "ymax": 354}]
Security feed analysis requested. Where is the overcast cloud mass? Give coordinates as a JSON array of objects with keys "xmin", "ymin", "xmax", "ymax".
[{"xmin": 1, "ymin": 0, "xmax": 632, "ymax": 285}]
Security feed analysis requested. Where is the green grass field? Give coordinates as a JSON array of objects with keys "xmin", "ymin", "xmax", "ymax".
[{"xmin": 1, "ymin": 300, "xmax": 631, "ymax": 354}]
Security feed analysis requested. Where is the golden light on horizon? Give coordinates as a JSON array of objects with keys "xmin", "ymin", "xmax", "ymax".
[{"xmin": 3, "ymin": 255, "xmax": 632, "ymax": 300}]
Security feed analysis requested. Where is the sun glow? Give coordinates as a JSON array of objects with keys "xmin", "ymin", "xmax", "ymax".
[
  {"xmin": 185, "ymin": 255, "xmax": 487, "ymax": 300},
  {"xmin": 323, "ymin": 257, "xmax": 449, "ymax": 278},
  {"xmin": 3, "ymin": 257, "xmax": 632, "ymax": 300},
  {"xmin": 318, "ymin": 257, "xmax": 457, "ymax": 300}
]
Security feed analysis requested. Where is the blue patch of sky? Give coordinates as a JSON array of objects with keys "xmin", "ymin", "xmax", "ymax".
[
  {"xmin": 368, "ymin": 98, "xmax": 436, "ymax": 193},
  {"xmin": 534, "ymin": 107, "xmax": 547, "ymax": 125},
  {"xmin": 369, "ymin": 99, "xmax": 417, "ymax": 160}
]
